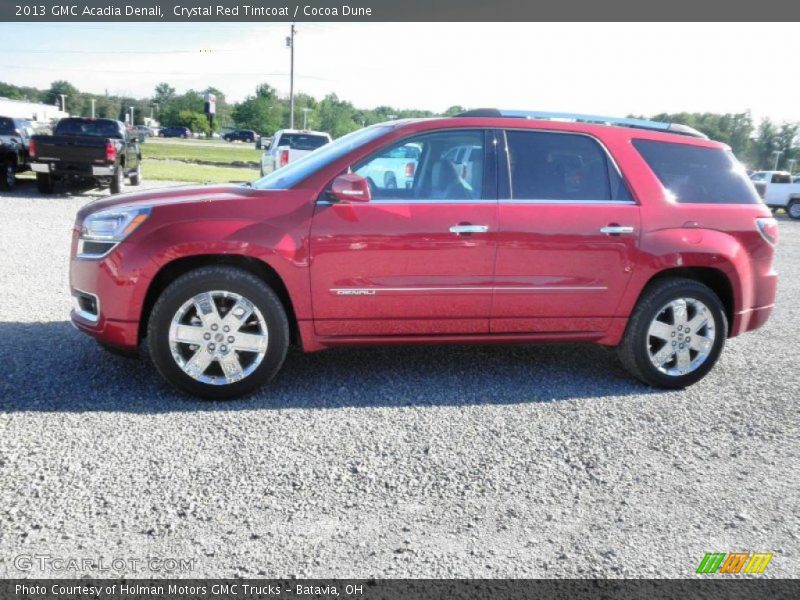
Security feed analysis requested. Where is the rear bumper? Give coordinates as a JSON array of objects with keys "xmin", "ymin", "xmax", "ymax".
[{"xmin": 30, "ymin": 162, "xmax": 114, "ymax": 177}]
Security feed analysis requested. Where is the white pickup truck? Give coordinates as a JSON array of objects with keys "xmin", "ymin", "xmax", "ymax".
[
  {"xmin": 259, "ymin": 129, "xmax": 331, "ymax": 176},
  {"xmin": 750, "ymin": 171, "xmax": 800, "ymax": 219}
]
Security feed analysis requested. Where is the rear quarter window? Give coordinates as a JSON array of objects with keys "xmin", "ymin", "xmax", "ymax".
[{"xmin": 633, "ymin": 139, "xmax": 759, "ymax": 204}]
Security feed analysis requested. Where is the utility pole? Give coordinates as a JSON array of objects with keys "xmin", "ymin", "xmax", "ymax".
[
  {"xmin": 772, "ymin": 150, "xmax": 783, "ymax": 171},
  {"xmin": 90, "ymin": 98, "xmax": 96, "ymax": 118},
  {"xmin": 129, "ymin": 106, "xmax": 135, "ymax": 126},
  {"xmin": 58, "ymin": 94, "xmax": 67, "ymax": 113},
  {"xmin": 301, "ymin": 107, "xmax": 311, "ymax": 129},
  {"xmin": 788, "ymin": 158, "xmax": 797, "ymax": 174},
  {"xmin": 286, "ymin": 23, "xmax": 296, "ymax": 129}
]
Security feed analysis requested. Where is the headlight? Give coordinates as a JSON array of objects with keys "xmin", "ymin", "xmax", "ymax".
[{"xmin": 78, "ymin": 206, "xmax": 150, "ymax": 258}]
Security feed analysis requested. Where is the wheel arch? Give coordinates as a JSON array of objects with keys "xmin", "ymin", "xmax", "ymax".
[
  {"xmin": 139, "ymin": 254, "xmax": 299, "ymax": 346},
  {"xmin": 638, "ymin": 267, "xmax": 735, "ymax": 336}
]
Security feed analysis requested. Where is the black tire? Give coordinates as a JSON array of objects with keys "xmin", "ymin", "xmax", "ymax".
[
  {"xmin": 1, "ymin": 159, "xmax": 15, "ymax": 191},
  {"xmin": 36, "ymin": 172, "xmax": 55, "ymax": 194},
  {"xmin": 147, "ymin": 266, "xmax": 289, "ymax": 400},
  {"xmin": 617, "ymin": 278, "xmax": 728, "ymax": 389},
  {"xmin": 109, "ymin": 167, "xmax": 124, "ymax": 194},
  {"xmin": 787, "ymin": 199, "xmax": 800, "ymax": 220},
  {"xmin": 129, "ymin": 162, "xmax": 142, "ymax": 186}
]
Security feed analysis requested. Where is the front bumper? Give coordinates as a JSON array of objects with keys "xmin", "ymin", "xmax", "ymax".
[{"xmin": 69, "ymin": 242, "xmax": 151, "ymax": 352}]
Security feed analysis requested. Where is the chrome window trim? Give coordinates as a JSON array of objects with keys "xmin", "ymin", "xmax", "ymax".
[
  {"xmin": 73, "ymin": 289, "xmax": 100, "ymax": 323},
  {"xmin": 318, "ymin": 199, "xmax": 634, "ymax": 206}
]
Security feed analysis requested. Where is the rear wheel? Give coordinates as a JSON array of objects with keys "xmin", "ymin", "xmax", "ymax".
[
  {"xmin": 1, "ymin": 159, "xmax": 15, "ymax": 191},
  {"xmin": 147, "ymin": 266, "xmax": 289, "ymax": 399},
  {"xmin": 617, "ymin": 278, "xmax": 727, "ymax": 389},
  {"xmin": 36, "ymin": 172, "xmax": 55, "ymax": 194},
  {"xmin": 787, "ymin": 199, "xmax": 800, "ymax": 220},
  {"xmin": 109, "ymin": 167, "xmax": 124, "ymax": 194}
]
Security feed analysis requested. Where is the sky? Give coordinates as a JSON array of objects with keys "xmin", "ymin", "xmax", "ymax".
[{"xmin": 0, "ymin": 22, "xmax": 796, "ymax": 123}]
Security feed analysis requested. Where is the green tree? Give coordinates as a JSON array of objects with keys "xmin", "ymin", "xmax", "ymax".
[{"xmin": 45, "ymin": 80, "xmax": 81, "ymax": 114}]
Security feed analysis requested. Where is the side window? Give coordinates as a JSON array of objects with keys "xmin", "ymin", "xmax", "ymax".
[
  {"xmin": 354, "ymin": 130, "xmax": 486, "ymax": 201},
  {"xmin": 505, "ymin": 131, "xmax": 614, "ymax": 201}
]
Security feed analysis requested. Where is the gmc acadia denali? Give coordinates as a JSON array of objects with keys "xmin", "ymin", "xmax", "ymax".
[{"xmin": 69, "ymin": 110, "xmax": 778, "ymax": 399}]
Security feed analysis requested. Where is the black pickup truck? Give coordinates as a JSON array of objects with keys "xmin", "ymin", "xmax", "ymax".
[{"xmin": 29, "ymin": 118, "xmax": 142, "ymax": 194}]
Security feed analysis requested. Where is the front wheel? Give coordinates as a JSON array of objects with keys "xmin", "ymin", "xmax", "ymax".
[
  {"xmin": 109, "ymin": 167, "xmax": 124, "ymax": 194},
  {"xmin": 129, "ymin": 163, "xmax": 142, "ymax": 186},
  {"xmin": 787, "ymin": 199, "xmax": 800, "ymax": 220},
  {"xmin": 617, "ymin": 278, "xmax": 727, "ymax": 389},
  {"xmin": 147, "ymin": 266, "xmax": 289, "ymax": 399}
]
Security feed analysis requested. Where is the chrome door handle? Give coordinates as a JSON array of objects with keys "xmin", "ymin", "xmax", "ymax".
[
  {"xmin": 600, "ymin": 225, "xmax": 635, "ymax": 236},
  {"xmin": 449, "ymin": 224, "xmax": 489, "ymax": 234}
]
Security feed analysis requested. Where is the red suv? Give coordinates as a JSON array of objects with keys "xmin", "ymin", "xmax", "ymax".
[{"xmin": 70, "ymin": 110, "xmax": 778, "ymax": 399}]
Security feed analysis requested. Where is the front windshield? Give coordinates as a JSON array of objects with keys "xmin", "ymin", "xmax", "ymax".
[{"xmin": 252, "ymin": 125, "xmax": 391, "ymax": 190}]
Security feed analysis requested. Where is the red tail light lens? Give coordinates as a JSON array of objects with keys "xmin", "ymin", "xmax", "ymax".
[
  {"xmin": 279, "ymin": 149, "xmax": 289, "ymax": 167},
  {"xmin": 756, "ymin": 217, "xmax": 779, "ymax": 246},
  {"xmin": 105, "ymin": 141, "xmax": 117, "ymax": 162},
  {"xmin": 405, "ymin": 162, "xmax": 415, "ymax": 177},
  {"xmin": 28, "ymin": 139, "xmax": 36, "ymax": 159}
]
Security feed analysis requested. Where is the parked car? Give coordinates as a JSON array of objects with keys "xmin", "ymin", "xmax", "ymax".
[
  {"xmin": 159, "ymin": 126, "xmax": 191, "ymax": 138},
  {"xmin": 357, "ymin": 143, "xmax": 420, "ymax": 190},
  {"xmin": 750, "ymin": 170, "xmax": 800, "ymax": 219},
  {"xmin": 260, "ymin": 129, "xmax": 331, "ymax": 176},
  {"xmin": 0, "ymin": 115, "xmax": 34, "ymax": 148},
  {"xmin": 131, "ymin": 125, "xmax": 151, "ymax": 139},
  {"xmin": 29, "ymin": 117, "xmax": 141, "ymax": 194},
  {"xmin": 70, "ymin": 109, "xmax": 777, "ymax": 399},
  {"xmin": 0, "ymin": 139, "xmax": 28, "ymax": 190},
  {"xmin": 223, "ymin": 129, "xmax": 257, "ymax": 143}
]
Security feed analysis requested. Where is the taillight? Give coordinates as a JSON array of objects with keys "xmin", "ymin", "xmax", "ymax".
[
  {"xmin": 279, "ymin": 149, "xmax": 289, "ymax": 167},
  {"xmin": 105, "ymin": 140, "xmax": 117, "ymax": 162},
  {"xmin": 28, "ymin": 139, "xmax": 36, "ymax": 159},
  {"xmin": 405, "ymin": 162, "xmax": 415, "ymax": 177},
  {"xmin": 756, "ymin": 217, "xmax": 779, "ymax": 246}
]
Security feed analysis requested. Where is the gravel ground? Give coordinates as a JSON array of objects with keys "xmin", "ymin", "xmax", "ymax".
[{"xmin": 0, "ymin": 179, "xmax": 798, "ymax": 579}]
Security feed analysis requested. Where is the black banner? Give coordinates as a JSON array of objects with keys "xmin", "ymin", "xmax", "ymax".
[
  {"xmin": 2, "ymin": 580, "xmax": 800, "ymax": 600},
  {"xmin": 2, "ymin": 0, "xmax": 800, "ymax": 21}
]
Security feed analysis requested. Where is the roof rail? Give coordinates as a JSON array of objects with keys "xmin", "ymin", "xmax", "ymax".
[{"xmin": 454, "ymin": 108, "xmax": 709, "ymax": 139}]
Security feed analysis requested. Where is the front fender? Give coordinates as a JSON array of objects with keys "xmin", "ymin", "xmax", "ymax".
[{"xmin": 115, "ymin": 216, "xmax": 313, "ymax": 324}]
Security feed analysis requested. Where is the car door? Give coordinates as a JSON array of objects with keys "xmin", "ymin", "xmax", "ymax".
[
  {"xmin": 309, "ymin": 128, "xmax": 498, "ymax": 337},
  {"xmin": 491, "ymin": 129, "xmax": 640, "ymax": 335}
]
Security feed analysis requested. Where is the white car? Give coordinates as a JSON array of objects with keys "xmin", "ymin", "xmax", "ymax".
[
  {"xmin": 750, "ymin": 171, "xmax": 800, "ymax": 219},
  {"xmin": 260, "ymin": 129, "xmax": 331, "ymax": 176},
  {"xmin": 356, "ymin": 143, "xmax": 421, "ymax": 190}
]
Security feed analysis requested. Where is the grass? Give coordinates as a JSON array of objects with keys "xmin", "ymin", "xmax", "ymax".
[
  {"xmin": 142, "ymin": 159, "xmax": 258, "ymax": 183},
  {"xmin": 142, "ymin": 138, "xmax": 261, "ymax": 165}
]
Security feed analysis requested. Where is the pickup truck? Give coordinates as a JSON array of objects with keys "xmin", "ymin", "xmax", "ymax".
[
  {"xmin": 29, "ymin": 118, "xmax": 142, "ymax": 194},
  {"xmin": 356, "ymin": 143, "xmax": 420, "ymax": 190},
  {"xmin": 259, "ymin": 129, "xmax": 331, "ymax": 176},
  {"xmin": 750, "ymin": 171, "xmax": 800, "ymax": 219}
]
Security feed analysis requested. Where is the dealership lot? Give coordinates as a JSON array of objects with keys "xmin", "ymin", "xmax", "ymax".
[{"xmin": 0, "ymin": 181, "xmax": 797, "ymax": 578}]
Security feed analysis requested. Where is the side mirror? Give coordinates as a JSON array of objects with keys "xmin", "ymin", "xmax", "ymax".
[{"xmin": 329, "ymin": 173, "xmax": 371, "ymax": 203}]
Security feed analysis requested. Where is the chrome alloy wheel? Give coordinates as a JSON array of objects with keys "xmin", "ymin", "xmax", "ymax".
[
  {"xmin": 168, "ymin": 291, "xmax": 269, "ymax": 385},
  {"xmin": 646, "ymin": 297, "xmax": 716, "ymax": 377}
]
